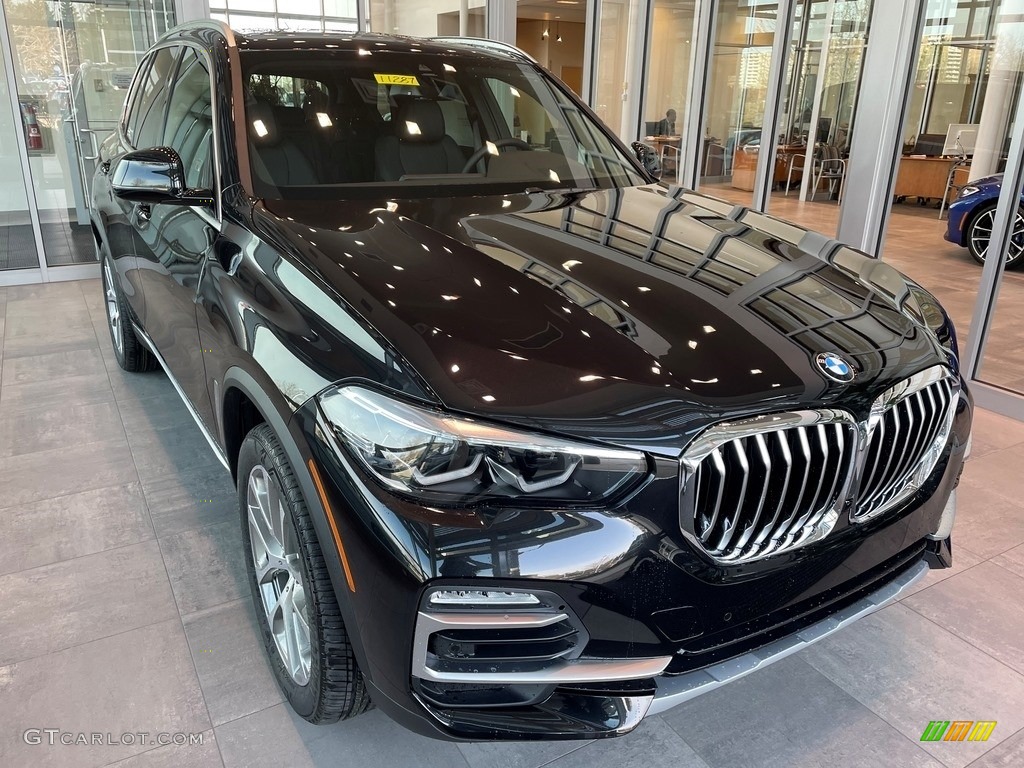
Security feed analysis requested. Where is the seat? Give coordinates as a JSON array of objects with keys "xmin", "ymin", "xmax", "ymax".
[
  {"xmin": 783, "ymin": 148, "xmax": 807, "ymax": 195},
  {"xmin": 810, "ymin": 143, "xmax": 846, "ymax": 202},
  {"xmin": 247, "ymin": 101, "xmax": 320, "ymax": 188},
  {"xmin": 374, "ymin": 98, "xmax": 465, "ymax": 181}
]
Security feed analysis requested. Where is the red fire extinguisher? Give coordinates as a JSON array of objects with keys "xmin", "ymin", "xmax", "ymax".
[{"xmin": 21, "ymin": 102, "xmax": 43, "ymax": 150}]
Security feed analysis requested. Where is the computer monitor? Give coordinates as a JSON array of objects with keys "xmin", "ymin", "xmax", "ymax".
[
  {"xmin": 912, "ymin": 134, "xmax": 946, "ymax": 156},
  {"xmin": 942, "ymin": 124, "xmax": 978, "ymax": 156}
]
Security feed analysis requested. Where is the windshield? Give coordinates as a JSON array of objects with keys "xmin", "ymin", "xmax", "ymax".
[{"xmin": 239, "ymin": 47, "xmax": 645, "ymax": 199}]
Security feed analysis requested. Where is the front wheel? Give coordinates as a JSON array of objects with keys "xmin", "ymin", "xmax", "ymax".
[
  {"xmin": 101, "ymin": 253, "xmax": 158, "ymax": 372},
  {"xmin": 237, "ymin": 423, "xmax": 371, "ymax": 723},
  {"xmin": 966, "ymin": 203, "xmax": 1024, "ymax": 268}
]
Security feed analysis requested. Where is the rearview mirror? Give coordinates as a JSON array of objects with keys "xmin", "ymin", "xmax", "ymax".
[
  {"xmin": 111, "ymin": 148, "xmax": 213, "ymax": 206},
  {"xmin": 631, "ymin": 141, "xmax": 663, "ymax": 181}
]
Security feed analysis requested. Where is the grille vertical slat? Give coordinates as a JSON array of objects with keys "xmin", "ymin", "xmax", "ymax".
[
  {"xmin": 751, "ymin": 431, "xmax": 792, "ymax": 548},
  {"xmin": 775, "ymin": 426, "xmax": 813, "ymax": 544}
]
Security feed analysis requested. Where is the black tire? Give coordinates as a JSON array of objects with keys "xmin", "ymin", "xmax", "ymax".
[
  {"xmin": 237, "ymin": 423, "xmax": 371, "ymax": 723},
  {"xmin": 101, "ymin": 252, "xmax": 158, "ymax": 372},
  {"xmin": 965, "ymin": 203, "xmax": 1024, "ymax": 268}
]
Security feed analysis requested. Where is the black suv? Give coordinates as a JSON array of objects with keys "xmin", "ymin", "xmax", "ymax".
[{"xmin": 91, "ymin": 21, "xmax": 971, "ymax": 741}]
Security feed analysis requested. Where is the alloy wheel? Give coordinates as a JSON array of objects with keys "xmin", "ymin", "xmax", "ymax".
[
  {"xmin": 103, "ymin": 259, "xmax": 123, "ymax": 355},
  {"xmin": 970, "ymin": 207, "xmax": 1024, "ymax": 264},
  {"xmin": 247, "ymin": 464, "xmax": 312, "ymax": 685}
]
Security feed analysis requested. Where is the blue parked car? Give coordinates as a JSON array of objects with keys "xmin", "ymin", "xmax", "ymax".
[{"xmin": 945, "ymin": 173, "xmax": 1024, "ymax": 267}]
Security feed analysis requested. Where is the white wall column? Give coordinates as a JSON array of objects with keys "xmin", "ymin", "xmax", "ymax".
[
  {"xmin": 835, "ymin": 0, "xmax": 925, "ymax": 256},
  {"xmin": 486, "ymin": 0, "xmax": 517, "ymax": 43},
  {"xmin": 174, "ymin": 0, "xmax": 211, "ymax": 24}
]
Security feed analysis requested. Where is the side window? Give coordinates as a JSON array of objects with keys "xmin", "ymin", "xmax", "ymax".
[
  {"xmin": 123, "ymin": 56, "xmax": 153, "ymax": 146},
  {"xmin": 163, "ymin": 48, "xmax": 214, "ymax": 190},
  {"xmin": 134, "ymin": 46, "xmax": 179, "ymax": 150}
]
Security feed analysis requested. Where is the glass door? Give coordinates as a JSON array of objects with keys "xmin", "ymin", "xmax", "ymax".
[
  {"xmin": 6, "ymin": 0, "xmax": 172, "ymax": 268},
  {"xmin": 0, "ymin": 13, "xmax": 41, "ymax": 272}
]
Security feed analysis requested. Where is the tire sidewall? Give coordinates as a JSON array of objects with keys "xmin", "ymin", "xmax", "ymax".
[
  {"xmin": 100, "ymin": 253, "xmax": 128, "ymax": 368},
  {"xmin": 237, "ymin": 429, "xmax": 325, "ymax": 719},
  {"xmin": 967, "ymin": 203, "xmax": 1024, "ymax": 268}
]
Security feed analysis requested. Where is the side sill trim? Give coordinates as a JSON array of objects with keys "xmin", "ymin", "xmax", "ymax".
[
  {"xmin": 648, "ymin": 558, "xmax": 930, "ymax": 715},
  {"xmin": 131, "ymin": 321, "xmax": 230, "ymax": 471}
]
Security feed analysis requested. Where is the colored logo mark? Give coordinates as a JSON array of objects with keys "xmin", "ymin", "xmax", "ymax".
[{"xmin": 920, "ymin": 721, "xmax": 997, "ymax": 742}]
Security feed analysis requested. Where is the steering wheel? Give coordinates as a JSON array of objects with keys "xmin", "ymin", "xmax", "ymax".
[{"xmin": 461, "ymin": 137, "xmax": 532, "ymax": 174}]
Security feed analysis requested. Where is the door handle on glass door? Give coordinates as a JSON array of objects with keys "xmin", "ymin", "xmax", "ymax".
[{"xmin": 80, "ymin": 128, "xmax": 101, "ymax": 161}]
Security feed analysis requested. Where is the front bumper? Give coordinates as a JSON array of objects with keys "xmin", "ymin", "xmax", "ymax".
[{"xmin": 290, "ymin": 387, "xmax": 970, "ymax": 741}]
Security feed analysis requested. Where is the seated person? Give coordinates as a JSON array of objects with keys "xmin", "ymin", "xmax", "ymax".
[{"xmin": 654, "ymin": 108, "xmax": 677, "ymax": 136}]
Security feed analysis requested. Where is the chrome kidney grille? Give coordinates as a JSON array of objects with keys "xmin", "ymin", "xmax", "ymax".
[
  {"xmin": 853, "ymin": 367, "xmax": 958, "ymax": 522},
  {"xmin": 682, "ymin": 412, "xmax": 858, "ymax": 563},
  {"xmin": 680, "ymin": 365, "xmax": 958, "ymax": 564}
]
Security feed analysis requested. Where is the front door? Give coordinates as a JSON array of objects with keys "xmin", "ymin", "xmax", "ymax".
[
  {"xmin": 133, "ymin": 45, "xmax": 219, "ymax": 430},
  {"xmin": 4, "ymin": 0, "xmax": 172, "ymax": 270}
]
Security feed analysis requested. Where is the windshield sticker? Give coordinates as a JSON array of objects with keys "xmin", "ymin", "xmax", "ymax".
[{"xmin": 374, "ymin": 73, "xmax": 420, "ymax": 86}]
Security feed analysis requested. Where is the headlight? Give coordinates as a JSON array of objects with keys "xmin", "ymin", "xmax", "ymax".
[
  {"xmin": 317, "ymin": 385, "xmax": 647, "ymax": 505},
  {"xmin": 958, "ymin": 185, "xmax": 980, "ymax": 199}
]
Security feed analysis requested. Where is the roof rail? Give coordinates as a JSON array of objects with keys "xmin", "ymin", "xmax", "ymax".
[
  {"xmin": 428, "ymin": 37, "xmax": 536, "ymax": 64},
  {"xmin": 163, "ymin": 19, "xmax": 238, "ymax": 48}
]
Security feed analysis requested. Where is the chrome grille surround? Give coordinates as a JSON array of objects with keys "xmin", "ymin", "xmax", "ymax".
[
  {"xmin": 680, "ymin": 410, "xmax": 860, "ymax": 564},
  {"xmin": 680, "ymin": 365, "xmax": 959, "ymax": 564},
  {"xmin": 853, "ymin": 365, "xmax": 959, "ymax": 522}
]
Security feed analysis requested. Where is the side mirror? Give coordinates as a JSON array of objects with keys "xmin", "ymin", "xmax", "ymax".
[
  {"xmin": 111, "ymin": 147, "xmax": 213, "ymax": 206},
  {"xmin": 631, "ymin": 141, "xmax": 662, "ymax": 180}
]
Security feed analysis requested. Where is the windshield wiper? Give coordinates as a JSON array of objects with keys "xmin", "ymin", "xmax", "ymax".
[{"xmin": 523, "ymin": 185, "xmax": 598, "ymax": 196}]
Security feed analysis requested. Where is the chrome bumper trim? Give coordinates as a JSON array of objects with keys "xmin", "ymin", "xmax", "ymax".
[
  {"xmin": 419, "ymin": 656, "xmax": 673, "ymax": 685},
  {"xmin": 412, "ymin": 609, "xmax": 671, "ymax": 685},
  {"xmin": 648, "ymin": 558, "xmax": 930, "ymax": 715}
]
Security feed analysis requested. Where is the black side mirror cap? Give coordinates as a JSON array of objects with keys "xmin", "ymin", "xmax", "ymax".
[
  {"xmin": 631, "ymin": 141, "xmax": 663, "ymax": 181},
  {"xmin": 111, "ymin": 147, "xmax": 213, "ymax": 206}
]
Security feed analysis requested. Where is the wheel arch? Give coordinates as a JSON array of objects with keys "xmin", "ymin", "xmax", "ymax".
[{"xmin": 219, "ymin": 368, "xmax": 374, "ymax": 680}]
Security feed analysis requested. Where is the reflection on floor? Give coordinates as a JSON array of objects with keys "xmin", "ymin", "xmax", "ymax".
[
  {"xmin": 702, "ymin": 181, "xmax": 1024, "ymax": 392},
  {"xmin": 0, "ymin": 279, "xmax": 1022, "ymax": 768},
  {"xmin": 39, "ymin": 220, "xmax": 97, "ymax": 266}
]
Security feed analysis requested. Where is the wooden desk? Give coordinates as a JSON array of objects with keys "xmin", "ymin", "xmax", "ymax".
[
  {"xmin": 895, "ymin": 156, "xmax": 964, "ymax": 201},
  {"xmin": 731, "ymin": 146, "xmax": 758, "ymax": 191}
]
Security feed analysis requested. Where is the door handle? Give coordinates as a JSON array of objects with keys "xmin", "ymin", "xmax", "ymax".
[
  {"xmin": 79, "ymin": 128, "xmax": 101, "ymax": 161},
  {"xmin": 212, "ymin": 236, "xmax": 243, "ymax": 275},
  {"xmin": 134, "ymin": 204, "xmax": 151, "ymax": 225}
]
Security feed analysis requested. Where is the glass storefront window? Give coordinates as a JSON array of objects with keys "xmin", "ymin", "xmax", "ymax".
[
  {"xmin": 367, "ymin": 0, "xmax": 484, "ymax": 36},
  {"xmin": 209, "ymin": 0, "xmax": 358, "ymax": 33},
  {"xmin": 639, "ymin": 1, "xmax": 696, "ymax": 181},
  {"xmin": 970, "ymin": 5, "xmax": 1024, "ymax": 393},
  {"xmin": 6, "ymin": 0, "xmax": 172, "ymax": 268},
  {"xmin": 698, "ymin": 0, "xmax": 779, "ymax": 197},
  {"xmin": 0, "ymin": 19, "xmax": 40, "ymax": 271}
]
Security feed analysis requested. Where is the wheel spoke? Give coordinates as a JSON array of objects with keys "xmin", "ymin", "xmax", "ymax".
[{"xmin": 246, "ymin": 462, "xmax": 313, "ymax": 685}]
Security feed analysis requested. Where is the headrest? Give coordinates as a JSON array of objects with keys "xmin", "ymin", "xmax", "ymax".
[
  {"xmin": 395, "ymin": 99, "xmax": 445, "ymax": 143},
  {"xmin": 248, "ymin": 101, "xmax": 279, "ymax": 147}
]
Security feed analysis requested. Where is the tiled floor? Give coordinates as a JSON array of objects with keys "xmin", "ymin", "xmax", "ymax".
[{"xmin": 0, "ymin": 277, "xmax": 1022, "ymax": 768}]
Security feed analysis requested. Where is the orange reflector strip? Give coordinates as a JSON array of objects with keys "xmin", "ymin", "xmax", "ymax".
[{"xmin": 307, "ymin": 458, "xmax": 356, "ymax": 593}]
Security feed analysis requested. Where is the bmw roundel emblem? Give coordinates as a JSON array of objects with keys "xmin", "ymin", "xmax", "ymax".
[{"xmin": 816, "ymin": 352, "xmax": 855, "ymax": 383}]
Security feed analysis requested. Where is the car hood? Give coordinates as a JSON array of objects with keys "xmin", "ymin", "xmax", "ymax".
[{"xmin": 255, "ymin": 185, "xmax": 952, "ymax": 453}]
